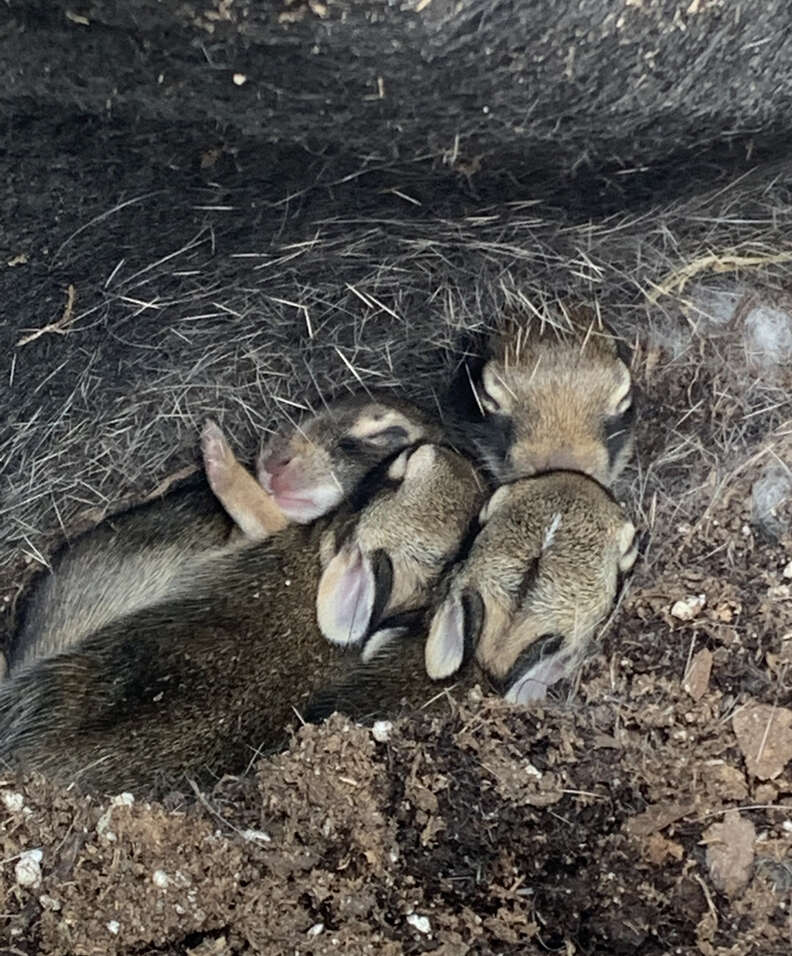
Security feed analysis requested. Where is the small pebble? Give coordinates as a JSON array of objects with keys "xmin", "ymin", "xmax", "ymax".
[
  {"xmin": 96, "ymin": 812, "xmax": 116, "ymax": 842},
  {"xmin": 372, "ymin": 720, "xmax": 393, "ymax": 743},
  {"xmin": 241, "ymin": 829, "xmax": 271, "ymax": 843},
  {"xmin": 152, "ymin": 869, "xmax": 170, "ymax": 889},
  {"xmin": 783, "ymin": 560, "xmax": 792, "ymax": 579},
  {"xmin": 107, "ymin": 921, "xmax": 120, "ymax": 935},
  {"xmin": 232, "ymin": 73, "xmax": 247, "ymax": 86},
  {"xmin": 752, "ymin": 465, "xmax": 792, "ymax": 539},
  {"xmin": 307, "ymin": 923, "xmax": 324, "ymax": 937},
  {"xmin": 2, "ymin": 791, "xmax": 25, "ymax": 813},
  {"xmin": 15, "ymin": 849, "xmax": 43, "ymax": 888},
  {"xmin": 98, "ymin": 792, "xmax": 136, "ymax": 841},
  {"xmin": 406, "ymin": 913, "xmax": 431, "ymax": 935},
  {"xmin": 670, "ymin": 594, "xmax": 706, "ymax": 621}
]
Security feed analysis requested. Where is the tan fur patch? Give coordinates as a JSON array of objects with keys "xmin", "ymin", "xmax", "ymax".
[
  {"xmin": 347, "ymin": 408, "xmax": 423, "ymax": 443},
  {"xmin": 203, "ymin": 422, "xmax": 288, "ymax": 540},
  {"xmin": 220, "ymin": 464, "xmax": 289, "ymax": 540}
]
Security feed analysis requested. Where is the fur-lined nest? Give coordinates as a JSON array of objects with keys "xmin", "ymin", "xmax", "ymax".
[
  {"xmin": 2, "ymin": 154, "xmax": 792, "ymax": 953},
  {"xmin": 3, "ymin": 160, "xmax": 792, "ymax": 622},
  {"xmin": 3, "ymin": 6, "xmax": 792, "ymax": 945}
]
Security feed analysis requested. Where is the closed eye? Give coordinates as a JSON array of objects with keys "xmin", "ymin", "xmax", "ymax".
[
  {"xmin": 363, "ymin": 425, "xmax": 410, "ymax": 448},
  {"xmin": 338, "ymin": 426, "xmax": 410, "ymax": 457},
  {"xmin": 480, "ymin": 388, "xmax": 502, "ymax": 415},
  {"xmin": 605, "ymin": 392, "xmax": 636, "ymax": 433},
  {"xmin": 604, "ymin": 398, "xmax": 635, "ymax": 469},
  {"xmin": 337, "ymin": 436, "xmax": 361, "ymax": 455},
  {"xmin": 478, "ymin": 364, "xmax": 512, "ymax": 416},
  {"xmin": 615, "ymin": 391, "xmax": 633, "ymax": 416}
]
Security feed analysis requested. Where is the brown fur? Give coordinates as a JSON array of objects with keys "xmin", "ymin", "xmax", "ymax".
[
  {"xmin": 468, "ymin": 316, "xmax": 634, "ymax": 487},
  {"xmin": 426, "ymin": 471, "xmax": 636, "ymax": 702},
  {"xmin": 9, "ymin": 393, "xmax": 445, "ymax": 672},
  {"xmin": 0, "ymin": 444, "xmax": 483, "ymax": 794},
  {"xmin": 7, "ymin": 484, "xmax": 235, "ymax": 674},
  {"xmin": 256, "ymin": 391, "xmax": 447, "ymax": 523}
]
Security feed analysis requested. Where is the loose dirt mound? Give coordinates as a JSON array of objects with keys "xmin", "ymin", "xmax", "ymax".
[{"xmin": 2, "ymin": 676, "xmax": 791, "ymax": 954}]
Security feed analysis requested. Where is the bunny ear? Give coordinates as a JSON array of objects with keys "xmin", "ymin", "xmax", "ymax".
[
  {"xmin": 387, "ymin": 449, "xmax": 411, "ymax": 481},
  {"xmin": 425, "ymin": 588, "xmax": 484, "ymax": 680},
  {"xmin": 201, "ymin": 420, "xmax": 287, "ymax": 540},
  {"xmin": 504, "ymin": 644, "xmax": 568, "ymax": 705},
  {"xmin": 618, "ymin": 520, "xmax": 638, "ymax": 572},
  {"xmin": 425, "ymin": 594, "xmax": 466, "ymax": 680},
  {"xmin": 360, "ymin": 625, "xmax": 407, "ymax": 664},
  {"xmin": 360, "ymin": 607, "xmax": 424, "ymax": 664},
  {"xmin": 316, "ymin": 543, "xmax": 376, "ymax": 647},
  {"xmin": 478, "ymin": 484, "xmax": 511, "ymax": 526}
]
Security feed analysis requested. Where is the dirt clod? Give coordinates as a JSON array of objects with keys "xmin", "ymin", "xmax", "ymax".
[
  {"xmin": 672, "ymin": 593, "xmax": 707, "ymax": 621},
  {"xmin": 684, "ymin": 647, "xmax": 713, "ymax": 700},
  {"xmin": 703, "ymin": 811, "xmax": 756, "ymax": 897},
  {"xmin": 733, "ymin": 702, "xmax": 792, "ymax": 780}
]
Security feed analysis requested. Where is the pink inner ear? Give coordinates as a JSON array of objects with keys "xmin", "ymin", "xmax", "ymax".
[
  {"xmin": 316, "ymin": 544, "xmax": 376, "ymax": 647},
  {"xmin": 201, "ymin": 420, "xmax": 233, "ymax": 494},
  {"xmin": 425, "ymin": 595, "xmax": 466, "ymax": 680},
  {"xmin": 505, "ymin": 653, "xmax": 569, "ymax": 705}
]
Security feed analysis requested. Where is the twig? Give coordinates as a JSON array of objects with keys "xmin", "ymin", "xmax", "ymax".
[{"xmin": 16, "ymin": 285, "xmax": 78, "ymax": 347}]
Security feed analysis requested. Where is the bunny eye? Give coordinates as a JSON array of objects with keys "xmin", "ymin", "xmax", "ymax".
[
  {"xmin": 481, "ymin": 387, "xmax": 502, "ymax": 415},
  {"xmin": 615, "ymin": 391, "xmax": 633, "ymax": 417},
  {"xmin": 479, "ymin": 365, "xmax": 509, "ymax": 416}
]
